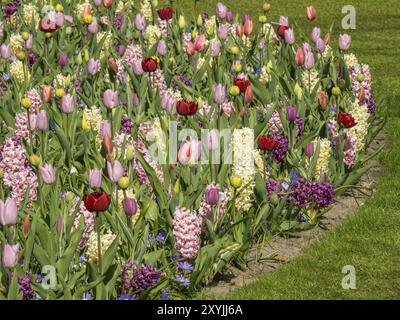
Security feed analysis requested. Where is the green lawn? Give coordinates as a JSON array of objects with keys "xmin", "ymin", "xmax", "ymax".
[{"xmin": 179, "ymin": 0, "xmax": 400, "ymax": 299}]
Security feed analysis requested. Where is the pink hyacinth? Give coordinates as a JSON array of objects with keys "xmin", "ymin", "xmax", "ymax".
[
  {"xmin": 173, "ymin": 207, "xmax": 202, "ymax": 259},
  {"xmin": 198, "ymin": 184, "xmax": 228, "ymax": 225},
  {"xmin": 221, "ymin": 100, "xmax": 233, "ymax": 117},
  {"xmin": 158, "ymin": 18, "xmax": 168, "ymax": 38},
  {"xmin": 268, "ymin": 111, "xmax": 283, "ymax": 135},
  {"xmin": 149, "ymin": 69, "xmax": 168, "ymax": 92},
  {"xmin": 122, "ymin": 44, "xmax": 143, "ymax": 71},
  {"xmin": 27, "ymin": 88, "xmax": 42, "ymax": 113},
  {"xmin": 72, "ymin": 202, "xmax": 95, "ymax": 251},
  {"xmin": 14, "ymin": 112, "xmax": 34, "ymax": 141},
  {"xmin": 0, "ymin": 137, "xmax": 38, "ymax": 208},
  {"xmin": 343, "ymin": 133, "xmax": 357, "ymax": 168}
]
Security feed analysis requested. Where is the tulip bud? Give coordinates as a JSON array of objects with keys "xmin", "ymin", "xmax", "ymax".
[
  {"xmin": 306, "ymin": 143, "xmax": 314, "ymax": 158},
  {"xmin": 42, "ymin": 85, "xmax": 52, "ymax": 103},
  {"xmin": 56, "ymin": 214, "xmax": 62, "ymax": 233},
  {"xmin": 230, "ymin": 46, "xmax": 239, "ymax": 55},
  {"xmin": 294, "ymin": 83, "xmax": 303, "ymax": 100},
  {"xmin": 243, "ymin": 19, "xmax": 253, "ymax": 36},
  {"xmin": 0, "ymin": 198, "xmax": 18, "ymax": 226},
  {"xmin": 306, "ymin": 6, "xmax": 316, "ymax": 21},
  {"xmin": 29, "ymin": 154, "xmax": 42, "ymax": 167},
  {"xmin": 21, "ymin": 97, "xmax": 32, "ymax": 109},
  {"xmin": 318, "ymin": 91, "xmax": 328, "ymax": 110},
  {"xmin": 332, "ymin": 86, "xmax": 341, "ymax": 96},
  {"xmin": 82, "ymin": 114, "xmax": 89, "ymax": 131},
  {"xmin": 16, "ymin": 50, "xmax": 26, "ymax": 60},
  {"xmin": 178, "ymin": 15, "xmax": 186, "ymax": 29},
  {"xmin": 55, "ymin": 4, "xmax": 63, "ymax": 12},
  {"xmin": 21, "ymin": 32, "xmax": 30, "ymax": 41},
  {"xmin": 123, "ymin": 198, "xmax": 137, "ymax": 217},
  {"xmin": 2, "ymin": 244, "xmax": 18, "ymax": 268},
  {"xmin": 356, "ymin": 74, "xmax": 365, "ymax": 82},
  {"xmin": 263, "ymin": 3, "xmax": 271, "ymax": 12},
  {"xmin": 236, "ymin": 24, "xmax": 243, "ymax": 37},
  {"xmin": 295, "ymin": 48, "xmax": 305, "ymax": 66},
  {"xmin": 126, "ymin": 144, "xmax": 134, "ymax": 161},
  {"xmin": 259, "ymin": 15, "xmax": 267, "ymax": 23},
  {"xmin": 197, "ymin": 15, "xmax": 203, "ymax": 26},
  {"xmin": 55, "ymin": 88, "xmax": 65, "ymax": 98},
  {"xmin": 229, "ymin": 85, "xmax": 240, "ymax": 96},
  {"xmin": 244, "ymin": 86, "xmax": 253, "ymax": 103},
  {"xmin": 102, "ymin": 134, "xmax": 113, "ymax": 155},
  {"xmin": 233, "ymin": 63, "xmax": 242, "ymax": 73},
  {"xmin": 205, "ymin": 187, "xmax": 219, "ymax": 206},
  {"xmin": 75, "ymin": 53, "xmax": 83, "ymax": 65},
  {"xmin": 118, "ymin": 176, "xmax": 130, "ymax": 189},
  {"xmin": 230, "ymin": 176, "xmax": 242, "ymax": 189},
  {"xmin": 22, "ymin": 215, "xmax": 30, "ymax": 236}
]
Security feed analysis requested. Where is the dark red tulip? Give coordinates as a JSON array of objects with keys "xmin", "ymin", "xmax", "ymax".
[
  {"xmin": 157, "ymin": 6, "xmax": 174, "ymax": 20},
  {"xmin": 141, "ymin": 58, "xmax": 158, "ymax": 73},
  {"xmin": 257, "ymin": 135, "xmax": 278, "ymax": 151},
  {"xmin": 83, "ymin": 192, "xmax": 111, "ymax": 212},
  {"xmin": 234, "ymin": 78, "xmax": 250, "ymax": 93},
  {"xmin": 338, "ymin": 112, "xmax": 357, "ymax": 128},
  {"xmin": 277, "ymin": 25, "xmax": 288, "ymax": 38},
  {"xmin": 176, "ymin": 100, "xmax": 198, "ymax": 116}
]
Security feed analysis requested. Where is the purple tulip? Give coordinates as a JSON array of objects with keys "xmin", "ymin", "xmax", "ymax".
[
  {"xmin": 243, "ymin": 14, "xmax": 251, "ymax": 24},
  {"xmin": 2, "ymin": 244, "xmax": 18, "ymax": 268},
  {"xmin": 133, "ymin": 94, "xmax": 139, "ymax": 107},
  {"xmin": 303, "ymin": 43, "xmax": 312, "ymax": 55},
  {"xmin": 226, "ymin": 11, "xmax": 233, "ymax": 22},
  {"xmin": 88, "ymin": 16, "xmax": 99, "ymax": 34},
  {"xmin": 134, "ymin": 14, "xmax": 146, "ymax": 31},
  {"xmin": 286, "ymin": 106, "xmax": 298, "ymax": 122},
  {"xmin": 124, "ymin": 197, "xmax": 137, "ymax": 216},
  {"xmin": 205, "ymin": 187, "xmax": 219, "ymax": 206},
  {"xmin": 56, "ymin": 215, "xmax": 63, "ymax": 233},
  {"xmin": 316, "ymin": 38, "xmax": 326, "ymax": 54},
  {"xmin": 132, "ymin": 60, "xmax": 143, "ymax": 76},
  {"xmin": 157, "ymin": 40, "xmax": 167, "ymax": 55},
  {"xmin": 210, "ymin": 41, "xmax": 220, "ymax": 57},
  {"xmin": 107, "ymin": 160, "xmax": 124, "ymax": 182},
  {"xmin": 58, "ymin": 52, "xmax": 68, "ymax": 67},
  {"xmin": 284, "ymin": 28, "xmax": 295, "ymax": 45},
  {"xmin": 218, "ymin": 24, "xmax": 229, "ymax": 40},
  {"xmin": 93, "ymin": 0, "xmax": 102, "ymax": 6},
  {"xmin": 87, "ymin": 58, "xmax": 100, "ymax": 75},
  {"xmin": 88, "ymin": 168, "xmax": 102, "ymax": 188},
  {"xmin": 29, "ymin": 113, "xmax": 37, "ymax": 130},
  {"xmin": 103, "ymin": 89, "xmax": 119, "ymax": 109},
  {"xmin": 39, "ymin": 164, "xmax": 56, "ymax": 184},
  {"xmin": 0, "ymin": 44, "xmax": 11, "ymax": 59},
  {"xmin": 216, "ymin": 2, "xmax": 228, "ymax": 19},
  {"xmin": 207, "ymin": 130, "xmax": 219, "ymax": 151},
  {"xmin": 306, "ymin": 143, "xmax": 314, "ymax": 158},
  {"xmin": 304, "ymin": 52, "xmax": 315, "ymax": 70},
  {"xmin": 100, "ymin": 122, "xmax": 112, "ymax": 139},
  {"xmin": 339, "ymin": 34, "xmax": 351, "ymax": 51},
  {"xmin": 37, "ymin": 110, "xmax": 48, "ymax": 131},
  {"xmin": 213, "ymin": 84, "xmax": 226, "ymax": 104},
  {"xmin": 0, "ymin": 198, "xmax": 18, "ymax": 226},
  {"xmin": 279, "ymin": 16, "xmax": 289, "ymax": 27},
  {"xmin": 311, "ymin": 27, "xmax": 321, "ymax": 43},
  {"xmin": 61, "ymin": 94, "xmax": 74, "ymax": 113},
  {"xmin": 28, "ymin": 52, "xmax": 36, "ymax": 66},
  {"xmin": 116, "ymin": 44, "xmax": 126, "ymax": 55},
  {"xmin": 3, "ymin": 3, "xmax": 17, "ymax": 16}
]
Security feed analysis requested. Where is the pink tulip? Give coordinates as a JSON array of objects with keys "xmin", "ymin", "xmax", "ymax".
[
  {"xmin": 306, "ymin": 143, "xmax": 314, "ymax": 158},
  {"xmin": 103, "ymin": 0, "xmax": 113, "ymax": 8},
  {"xmin": 55, "ymin": 12, "xmax": 64, "ymax": 27},
  {"xmin": 210, "ymin": 41, "xmax": 220, "ymax": 57},
  {"xmin": 306, "ymin": 6, "xmax": 316, "ymax": 21},
  {"xmin": 284, "ymin": 28, "xmax": 295, "ymax": 45},
  {"xmin": 88, "ymin": 168, "xmax": 102, "ymax": 188},
  {"xmin": 304, "ymin": 52, "xmax": 315, "ymax": 70},
  {"xmin": 243, "ymin": 19, "xmax": 253, "ymax": 36},
  {"xmin": 157, "ymin": 40, "xmax": 167, "ymax": 55},
  {"xmin": 87, "ymin": 58, "xmax": 100, "ymax": 75},
  {"xmin": 37, "ymin": 109, "xmax": 48, "ymax": 131},
  {"xmin": 244, "ymin": 85, "xmax": 253, "ymax": 103},
  {"xmin": 61, "ymin": 94, "xmax": 74, "ymax": 113},
  {"xmin": 132, "ymin": 60, "xmax": 144, "ymax": 75},
  {"xmin": 295, "ymin": 47, "xmax": 305, "ymax": 65},
  {"xmin": 218, "ymin": 24, "xmax": 229, "ymax": 40},
  {"xmin": 339, "ymin": 34, "xmax": 351, "ymax": 51},
  {"xmin": 311, "ymin": 27, "xmax": 321, "ymax": 43},
  {"xmin": 107, "ymin": 160, "xmax": 124, "ymax": 182},
  {"xmin": 207, "ymin": 130, "xmax": 219, "ymax": 151},
  {"xmin": 279, "ymin": 16, "xmax": 289, "ymax": 27},
  {"xmin": 103, "ymin": 89, "xmax": 119, "ymax": 109},
  {"xmin": 25, "ymin": 35, "xmax": 33, "ymax": 49},
  {"xmin": 185, "ymin": 42, "xmax": 196, "ymax": 56},
  {"xmin": 2, "ymin": 244, "xmax": 18, "ymax": 268},
  {"xmin": 100, "ymin": 122, "xmax": 112, "ymax": 139},
  {"xmin": 216, "ymin": 2, "xmax": 228, "ymax": 19},
  {"xmin": 88, "ymin": 16, "xmax": 99, "ymax": 34},
  {"xmin": 316, "ymin": 38, "xmax": 326, "ymax": 53},
  {"xmin": 134, "ymin": 14, "xmax": 146, "ymax": 31},
  {"xmin": 39, "ymin": 164, "xmax": 56, "ymax": 184},
  {"xmin": 0, "ymin": 198, "xmax": 18, "ymax": 226},
  {"xmin": 0, "ymin": 44, "xmax": 11, "ymax": 59},
  {"xmin": 236, "ymin": 24, "xmax": 243, "ymax": 37},
  {"xmin": 213, "ymin": 84, "xmax": 226, "ymax": 104},
  {"xmin": 194, "ymin": 34, "xmax": 206, "ymax": 52}
]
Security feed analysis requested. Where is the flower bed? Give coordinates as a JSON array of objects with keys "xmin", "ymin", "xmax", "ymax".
[{"xmin": 0, "ymin": 1, "xmax": 385, "ymax": 300}]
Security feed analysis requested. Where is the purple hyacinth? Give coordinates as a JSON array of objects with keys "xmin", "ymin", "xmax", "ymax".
[
  {"xmin": 18, "ymin": 274, "xmax": 35, "ymax": 300},
  {"xmin": 290, "ymin": 178, "xmax": 335, "ymax": 210},
  {"xmin": 266, "ymin": 179, "xmax": 284, "ymax": 200},
  {"xmin": 295, "ymin": 115, "xmax": 304, "ymax": 139},
  {"xmin": 113, "ymin": 12, "xmax": 123, "ymax": 29},
  {"xmin": 120, "ymin": 116, "xmax": 134, "ymax": 134},
  {"xmin": 131, "ymin": 264, "xmax": 162, "ymax": 291},
  {"xmin": 271, "ymin": 134, "xmax": 288, "ymax": 162}
]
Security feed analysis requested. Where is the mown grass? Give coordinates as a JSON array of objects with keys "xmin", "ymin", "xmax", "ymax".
[{"xmin": 178, "ymin": 0, "xmax": 400, "ymax": 299}]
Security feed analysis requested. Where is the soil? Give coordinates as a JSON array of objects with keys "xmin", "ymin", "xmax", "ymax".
[{"xmin": 204, "ymin": 131, "xmax": 388, "ymax": 296}]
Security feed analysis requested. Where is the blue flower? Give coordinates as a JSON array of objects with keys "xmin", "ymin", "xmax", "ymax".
[
  {"xmin": 289, "ymin": 169, "xmax": 299, "ymax": 188},
  {"xmin": 82, "ymin": 292, "xmax": 93, "ymax": 300},
  {"xmin": 2, "ymin": 73, "xmax": 10, "ymax": 81},
  {"xmin": 156, "ymin": 231, "xmax": 167, "ymax": 243},
  {"xmin": 161, "ymin": 289, "xmax": 168, "ymax": 300},
  {"xmin": 117, "ymin": 293, "xmax": 136, "ymax": 300},
  {"xmin": 174, "ymin": 275, "xmax": 190, "ymax": 287},
  {"xmin": 177, "ymin": 261, "xmax": 193, "ymax": 273}
]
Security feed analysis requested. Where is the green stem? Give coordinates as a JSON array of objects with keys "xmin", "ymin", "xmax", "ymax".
[{"xmin": 96, "ymin": 215, "xmax": 102, "ymax": 274}]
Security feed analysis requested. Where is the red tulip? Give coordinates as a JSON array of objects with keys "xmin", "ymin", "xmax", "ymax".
[
  {"xmin": 157, "ymin": 6, "xmax": 174, "ymax": 20},
  {"xmin": 141, "ymin": 58, "xmax": 158, "ymax": 73},
  {"xmin": 243, "ymin": 19, "xmax": 253, "ymax": 36},
  {"xmin": 83, "ymin": 192, "xmax": 111, "ymax": 212},
  {"xmin": 234, "ymin": 78, "xmax": 250, "ymax": 93},
  {"xmin": 295, "ymin": 48, "xmax": 305, "ymax": 65},
  {"xmin": 103, "ymin": 0, "xmax": 113, "ymax": 8},
  {"xmin": 306, "ymin": 6, "xmax": 316, "ymax": 21},
  {"xmin": 176, "ymin": 100, "xmax": 198, "ymax": 116},
  {"xmin": 257, "ymin": 135, "xmax": 278, "ymax": 151},
  {"xmin": 277, "ymin": 25, "xmax": 288, "ymax": 38},
  {"xmin": 338, "ymin": 112, "xmax": 357, "ymax": 128}
]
